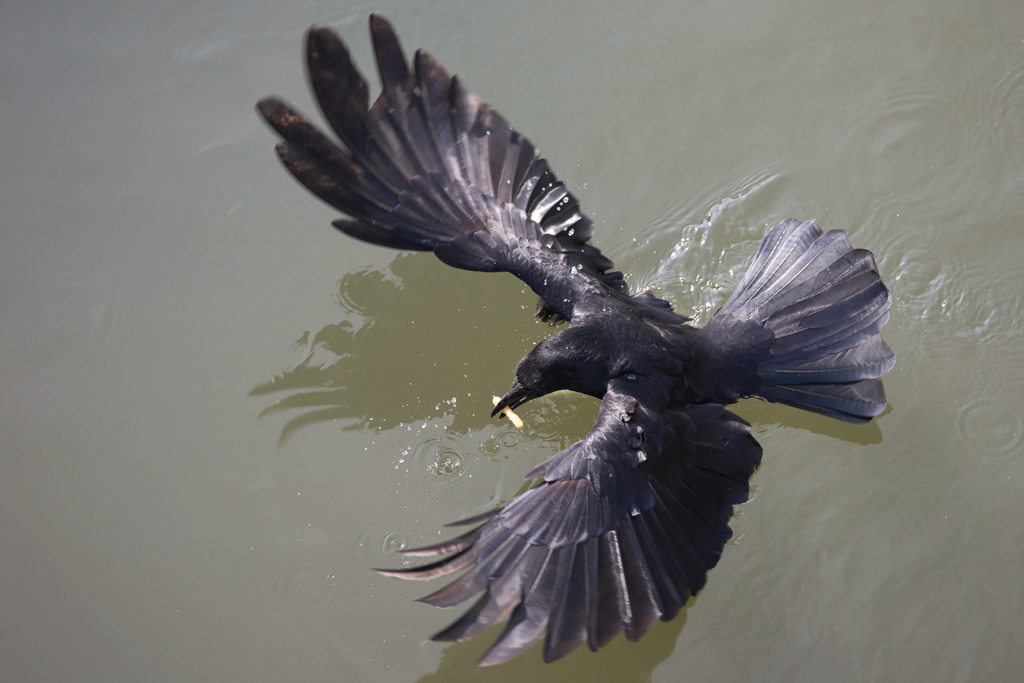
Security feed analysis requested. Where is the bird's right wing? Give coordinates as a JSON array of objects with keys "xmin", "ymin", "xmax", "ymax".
[
  {"xmin": 377, "ymin": 381, "xmax": 762, "ymax": 665},
  {"xmin": 257, "ymin": 16, "xmax": 632, "ymax": 323}
]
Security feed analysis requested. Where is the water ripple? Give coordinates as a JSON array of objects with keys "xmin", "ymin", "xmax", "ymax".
[
  {"xmin": 347, "ymin": 518, "xmax": 423, "ymax": 605},
  {"xmin": 899, "ymin": 258, "xmax": 1024, "ymax": 358},
  {"xmin": 957, "ymin": 268, "xmax": 1024, "ymax": 355},
  {"xmin": 958, "ymin": 37, "xmax": 1024, "ymax": 167},
  {"xmin": 255, "ymin": 505, "xmax": 351, "ymax": 617},
  {"xmin": 272, "ymin": 543, "xmax": 346, "ymax": 615},
  {"xmin": 411, "ymin": 435, "xmax": 469, "ymax": 489},
  {"xmin": 955, "ymin": 393, "xmax": 1023, "ymax": 457},
  {"xmin": 650, "ymin": 170, "xmax": 792, "ymax": 323}
]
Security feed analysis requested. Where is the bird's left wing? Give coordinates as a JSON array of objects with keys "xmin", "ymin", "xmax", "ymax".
[
  {"xmin": 257, "ymin": 15, "xmax": 629, "ymax": 322},
  {"xmin": 377, "ymin": 380, "xmax": 762, "ymax": 665}
]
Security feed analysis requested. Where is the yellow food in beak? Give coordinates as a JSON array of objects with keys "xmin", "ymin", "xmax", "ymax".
[{"xmin": 492, "ymin": 396, "xmax": 524, "ymax": 429}]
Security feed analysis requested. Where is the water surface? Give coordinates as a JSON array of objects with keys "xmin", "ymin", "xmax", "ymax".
[{"xmin": 2, "ymin": 0, "xmax": 1022, "ymax": 681}]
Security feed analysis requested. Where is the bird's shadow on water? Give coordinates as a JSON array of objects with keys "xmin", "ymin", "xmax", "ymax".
[
  {"xmin": 735, "ymin": 397, "xmax": 890, "ymax": 445},
  {"xmin": 250, "ymin": 253, "xmax": 553, "ymax": 445},
  {"xmin": 415, "ymin": 610, "xmax": 689, "ymax": 683},
  {"xmin": 251, "ymin": 247, "xmax": 892, "ymax": 449}
]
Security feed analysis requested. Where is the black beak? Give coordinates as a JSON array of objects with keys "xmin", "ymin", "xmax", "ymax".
[{"xmin": 491, "ymin": 378, "xmax": 533, "ymax": 418}]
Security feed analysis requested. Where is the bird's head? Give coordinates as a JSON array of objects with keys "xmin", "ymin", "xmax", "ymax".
[{"xmin": 491, "ymin": 326, "xmax": 613, "ymax": 418}]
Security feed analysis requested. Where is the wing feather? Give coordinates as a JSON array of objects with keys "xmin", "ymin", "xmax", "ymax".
[
  {"xmin": 258, "ymin": 15, "xmax": 630, "ymax": 321},
  {"xmin": 378, "ymin": 381, "xmax": 762, "ymax": 664}
]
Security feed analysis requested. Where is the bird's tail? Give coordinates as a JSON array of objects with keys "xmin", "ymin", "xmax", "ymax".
[{"xmin": 710, "ymin": 219, "xmax": 896, "ymax": 422}]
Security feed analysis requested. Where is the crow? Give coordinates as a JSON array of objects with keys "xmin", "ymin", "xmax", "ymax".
[{"xmin": 256, "ymin": 14, "xmax": 896, "ymax": 666}]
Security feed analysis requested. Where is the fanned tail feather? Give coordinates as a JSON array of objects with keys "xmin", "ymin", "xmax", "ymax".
[{"xmin": 715, "ymin": 218, "xmax": 896, "ymax": 421}]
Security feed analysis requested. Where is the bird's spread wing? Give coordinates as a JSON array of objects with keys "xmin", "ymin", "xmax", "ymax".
[
  {"xmin": 257, "ymin": 15, "xmax": 634, "ymax": 322},
  {"xmin": 377, "ymin": 379, "xmax": 762, "ymax": 665}
]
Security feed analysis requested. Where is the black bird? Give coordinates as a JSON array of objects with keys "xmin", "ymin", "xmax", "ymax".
[{"xmin": 257, "ymin": 15, "xmax": 896, "ymax": 666}]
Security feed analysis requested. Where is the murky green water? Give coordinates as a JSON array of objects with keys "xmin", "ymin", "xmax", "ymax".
[{"xmin": 2, "ymin": 0, "xmax": 1022, "ymax": 681}]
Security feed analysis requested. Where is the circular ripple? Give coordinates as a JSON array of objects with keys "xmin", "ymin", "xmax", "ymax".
[
  {"xmin": 888, "ymin": 250, "xmax": 970, "ymax": 348},
  {"xmin": 522, "ymin": 395, "xmax": 596, "ymax": 448},
  {"xmin": 959, "ymin": 38, "xmax": 1024, "ymax": 163},
  {"xmin": 956, "ymin": 266, "xmax": 1024, "ymax": 359},
  {"xmin": 272, "ymin": 544, "xmax": 345, "ymax": 615},
  {"xmin": 892, "ymin": 258, "xmax": 1024, "ymax": 364},
  {"xmin": 702, "ymin": 581, "xmax": 749, "ymax": 632},
  {"xmin": 955, "ymin": 394, "xmax": 1023, "ymax": 457},
  {"xmin": 333, "ymin": 266, "xmax": 384, "ymax": 316},
  {"xmin": 411, "ymin": 436, "xmax": 469, "ymax": 487},
  {"xmin": 427, "ymin": 449, "xmax": 464, "ymax": 478},
  {"xmin": 857, "ymin": 192, "xmax": 940, "ymax": 276},
  {"xmin": 380, "ymin": 530, "xmax": 410, "ymax": 554},
  {"xmin": 862, "ymin": 90, "xmax": 941, "ymax": 158},
  {"xmin": 343, "ymin": 518, "xmax": 425, "ymax": 605},
  {"xmin": 884, "ymin": 251, "xmax": 1024, "ymax": 369}
]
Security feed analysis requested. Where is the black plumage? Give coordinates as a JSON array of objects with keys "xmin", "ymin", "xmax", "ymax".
[{"xmin": 257, "ymin": 15, "xmax": 896, "ymax": 666}]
